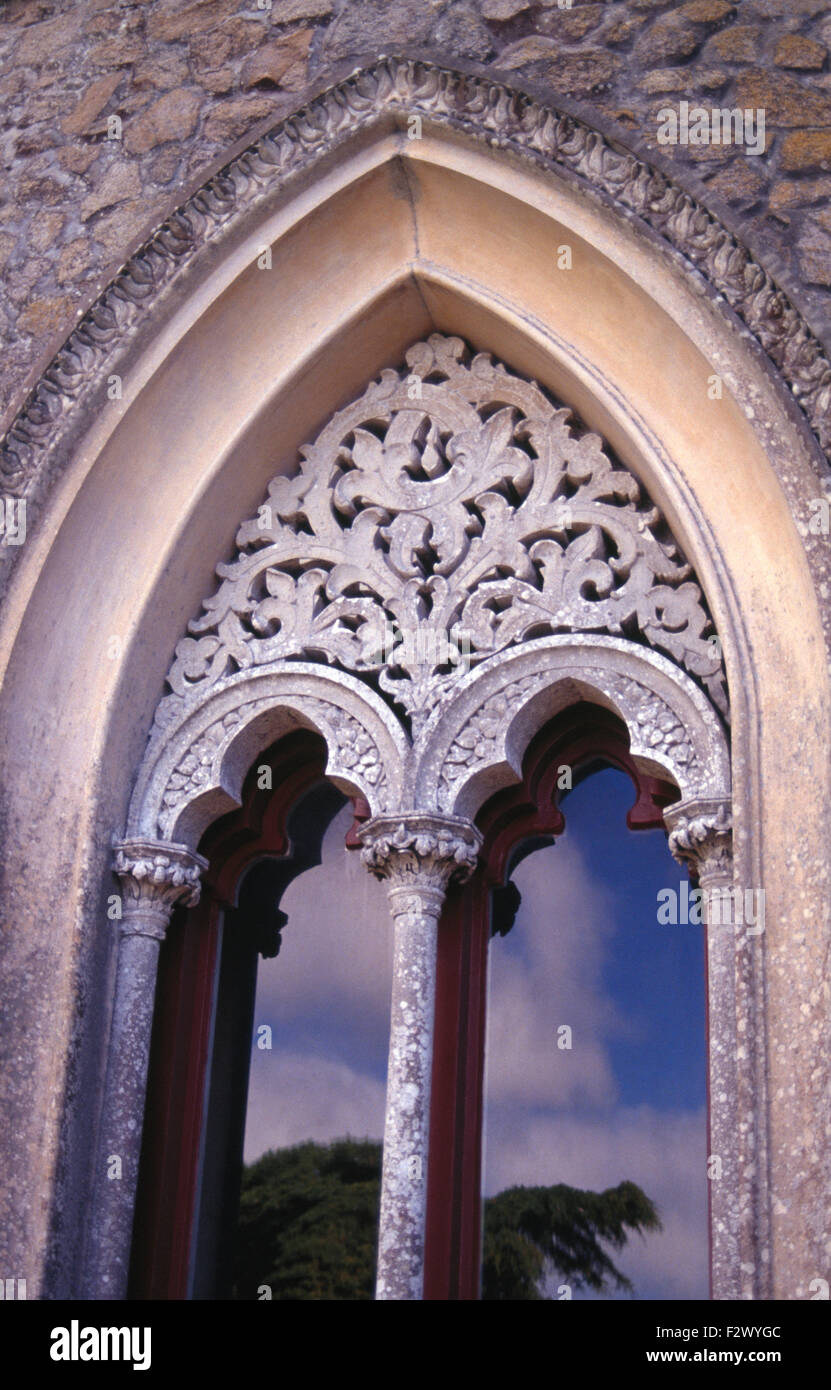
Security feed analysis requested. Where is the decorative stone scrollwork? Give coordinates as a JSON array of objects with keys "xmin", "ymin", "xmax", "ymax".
[
  {"xmin": 665, "ymin": 798, "xmax": 733, "ymax": 885},
  {"xmin": 159, "ymin": 334, "xmax": 727, "ymax": 740}
]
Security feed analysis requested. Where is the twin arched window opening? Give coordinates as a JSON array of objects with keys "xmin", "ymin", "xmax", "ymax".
[{"xmin": 130, "ymin": 702, "xmax": 684, "ymax": 1300}]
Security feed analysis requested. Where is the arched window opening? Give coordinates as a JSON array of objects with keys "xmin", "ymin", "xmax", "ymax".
[
  {"xmin": 129, "ymin": 731, "xmax": 388, "ymax": 1300},
  {"xmin": 424, "ymin": 702, "xmax": 698, "ymax": 1300},
  {"xmin": 482, "ymin": 760, "xmax": 708, "ymax": 1300},
  {"xmin": 231, "ymin": 795, "xmax": 393, "ymax": 1300}
]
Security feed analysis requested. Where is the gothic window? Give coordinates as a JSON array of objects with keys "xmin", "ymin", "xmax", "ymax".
[{"xmin": 111, "ymin": 337, "xmax": 731, "ymax": 1300}]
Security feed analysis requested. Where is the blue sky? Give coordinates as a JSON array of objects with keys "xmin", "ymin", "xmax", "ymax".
[{"xmin": 243, "ymin": 766, "xmax": 708, "ymax": 1300}]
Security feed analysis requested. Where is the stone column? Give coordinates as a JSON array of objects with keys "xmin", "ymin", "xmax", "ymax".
[
  {"xmin": 84, "ymin": 838, "xmax": 207, "ymax": 1299},
  {"xmin": 666, "ymin": 798, "xmax": 737, "ymax": 1299},
  {"xmin": 359, "ymin": 813, "xmax": 482, "ymax": 1301}
]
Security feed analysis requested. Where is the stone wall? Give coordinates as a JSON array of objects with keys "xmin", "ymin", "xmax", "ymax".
[{"xmin": 2, "ymin": 0, "xmax": 831, "ymax": 437}]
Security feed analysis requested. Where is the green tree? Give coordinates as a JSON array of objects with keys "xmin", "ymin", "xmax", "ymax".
[{"xmin": 233, "ymin": 1138, "xmax": 661, "ymax": 1300}]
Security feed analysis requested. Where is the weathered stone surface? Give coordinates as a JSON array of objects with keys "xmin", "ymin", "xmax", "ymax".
[
  {"xmin": 536, "ymin": 3, "xmax": 604, "ymax": 41},
  {"xmin": 432, "ymin": 4, "xmax": 496, "ymax": 62},
  {"xmin": 57, "ymin": 237, "xmax": 91, "ymax": 284},
  {"xmin": 604, "ymin": 14, "xmax": 647, "ymax": 45},
  {"xmin": 131, "ymin": 51, "xmax": 190, "ymax": 91},
  {"xmin": 61, "ymin": 73, "xmax": 122, "ymax": 136},
  {"xmin": 706, "ymin": 159, "xmax": 766, "ymax": 203},
  {"xmin": 481, "ymin": 0, "xmax": 530, "ymax": 18},
  {"xmin": 678, "ymin": 0, "xmax": 735, "ymax": 20},
  {"xmin": 29, "ymin": 211, "xmax": 65, "ymax": 253},
  {"xmin": 81, "ymin": 160, "xmax": 142, "ymax": 219},
  {"xmin": 188, "ymin": 28, "xmax": 233, "ymax": 72},
  {"xmin": 91, "ymin": 196, "xmax": 165, "ymax": 257},
  {"xmin": 14, "ymin": 10, "xmax": 85, "ymax": 64},
  {"xmin": 88, "ymin": 34, "xmax": 145, "ymax": 67},
  {"xmin": 734, "ymin": 71, "xmax": 831, "ymax": 126},
  {"xmin": 770, "ymin": 176, "xmax": 831, "ymax": 210},
  {"xmin": 147, "ymin": 145, "xmax": 184, "ymax": 186},
  {"xmin": 17, "ymin": 293, "xmax": 77, "ymax": 339},
  {"xmin": 542, "ymin": 51, "xmax": 621, "ymax": 97},
  {"xmin": 634, "ymin": 16, "xmax": 700, "ymax": 65},
  {"xmin": 773, "ymin": 34, "xmax": 827, "ymax": 71},
  {"xmin": 124, "ymin": 88, "xmax": 201, "ymax": 154},
  {"xmin": 495, "ymin": 35, "xmax": 559, "ymax": 69},
  {"xmin": 241, "ymin": 29, "xmax": 313, "ymax": 90},
  {"xmin": 59, "ymin": 145, "xmax": 99, "ymax": 175},
  {"xmin": 745, "ymin": 0, "xmax": 827, "ymax": 15},
  {"xmin": 708, "ymin": 25, "xmax": 762, "ymax": 63},
  {"xmin": 201, "ymin": 92, "xmax": 277, "ymax": 145},
  {"xmin": 0, "ymin": 232, "xmax": 16, "ymax": 271},
  {"xmin": 798, "ymin": 211, "xmax": 831, "ymax": 285},
  {"xmin": 638, "ymin": 66, "xmax": 727, "ymax": 93},
  {"xmin": 147, "ymin": 0, "xmax": 243, "ymax": 43},
  {"xmin": 272, "ymin": 0, "xmax": 333, "ymax": 18},
  {"xmin": 780, "ymin": 129, "xmax": 831, "ymax": 171},
  {"xmin": 323, "ymin": 0, "xmax": 437, "ymax": 60}
]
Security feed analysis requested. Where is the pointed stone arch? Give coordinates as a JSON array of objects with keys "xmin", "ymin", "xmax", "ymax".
[
  {"xmin": 104, "ymin": 336, "xmax": 733, "ymax": 1302},
  {"xmin": 0, "ymin": 60, "xmax": 828, "ymax": 1304}
]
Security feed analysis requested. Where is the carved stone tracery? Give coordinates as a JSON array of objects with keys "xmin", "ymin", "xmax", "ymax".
[
  {"xmin": 114, "ymin": 335, "xmax": 734, "ymax": 1305},
  {"xmin": 158, "ymin": 334, "xmax": 727, "ymax": 745}
]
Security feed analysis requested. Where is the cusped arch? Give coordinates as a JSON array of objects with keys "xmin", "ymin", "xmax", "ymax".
[
  {"xmin": 126, "ymin": 663, "xmax": 409, "ymax": 848},
  {"xmin": 413, "ymin": 634, "xmax": 730, "ymax": 821}
]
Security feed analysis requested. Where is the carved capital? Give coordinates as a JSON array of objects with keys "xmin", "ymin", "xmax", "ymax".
[
  {"xmin": 359, "ymin": 814, "xmax": 482, "ymax": 915},
  {"xmin": 112, "ymin": 838, "xmax": 208, "ymax": 940},
  {"xmin": 665, "ymin": 798, "xmax": 732, "ymax": 885}
]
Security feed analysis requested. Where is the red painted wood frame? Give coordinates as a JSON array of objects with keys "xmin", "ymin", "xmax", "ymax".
[
  {"xmin": 423, "ymin": 701, "xmax": 679, "ymax": 1300},
  {"xmin": 130, "ymin": 705, "xmax": 678, "ymax": 1300}
]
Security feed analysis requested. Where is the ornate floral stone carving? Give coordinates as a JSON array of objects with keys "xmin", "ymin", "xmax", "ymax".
[
  {"xmin": 605, "ymin": 674, "xmax": 697, "ymax": 768},
  {"xmin": 438, "ymin": 672, "xmax": 548, "ymax": 797},
  {"xmin": 1, "ymin": 56, "xmax": 828, "ymax": 540},
  {"xmin": 157, "ymin": 334, "xmax": 726, "ymax": 740},
  {"xmin": 665, "ymin": 798, "xmax": 733, "ymax": 883},
  {"xmin": 359, "ymin": 813, "xmax": 482, "ymax": 897},
  {"xmin": 112, "ymin": 838, "xmax": 207, "ymax": 938}
]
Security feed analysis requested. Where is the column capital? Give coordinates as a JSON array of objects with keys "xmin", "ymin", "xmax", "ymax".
[
  {"xmin": 664, "ymin": 798, "xmax": 732, "ymax": 884},
  {"xmin": 358, "ymin": 813, "xmax": 482, "ymax": 910},
  {"xmin": 112, "ymin": 838, "xmax": 208, "ymax": 940}
]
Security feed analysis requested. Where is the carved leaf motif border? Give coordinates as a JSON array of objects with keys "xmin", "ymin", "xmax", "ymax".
[
  {"xmin": 0, "ymin": 55, "xmax": 829, "ymax": 537},
  {"xmin": 157, "ymin": 334, "xmax": 728, "ymax": 737}
]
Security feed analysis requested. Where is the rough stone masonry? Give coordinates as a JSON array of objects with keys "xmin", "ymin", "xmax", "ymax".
[{"xmin": 2, "ymin": 0, "xmax": 831, "ymax": 438}]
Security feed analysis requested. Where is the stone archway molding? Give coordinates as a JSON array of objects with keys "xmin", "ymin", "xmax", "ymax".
[{"xmin": 1, "ymin": 55, "xmax": 829, "ymax": 599}]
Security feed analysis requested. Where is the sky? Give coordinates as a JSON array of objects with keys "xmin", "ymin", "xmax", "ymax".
[{"xmin": 242, "ymin": 767, "xmax": 708, "ymax": 1301}]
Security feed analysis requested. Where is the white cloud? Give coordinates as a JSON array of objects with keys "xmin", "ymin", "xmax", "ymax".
[
  {"xmin": 253, "ymin": 803, "xmax": 393, "ymax": 1025},
  {"xmin": 483, "ymin": 1104, "xmax": 708, "ymax": 1300},
  {"xmin": 484, "ymin": 841, "xmax": 633, "ymax": 1108},
  {"xmin": 244, "ymin": 1049, "xmax": 386, "ymax": 1162}
]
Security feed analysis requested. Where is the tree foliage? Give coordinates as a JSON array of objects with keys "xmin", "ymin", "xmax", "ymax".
[
  {"xmin": 481, "ymin": 1180, "xmax": 662, "ymax": 1300},
  {"xmin": 232, "ymin": 1138, "xmax": 661, "ymax": 1301}
]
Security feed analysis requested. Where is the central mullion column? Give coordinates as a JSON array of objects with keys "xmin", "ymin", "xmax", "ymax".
[{"xmin": 360, "ymin": 814, "xmax": 482, "ymax": 1301}]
